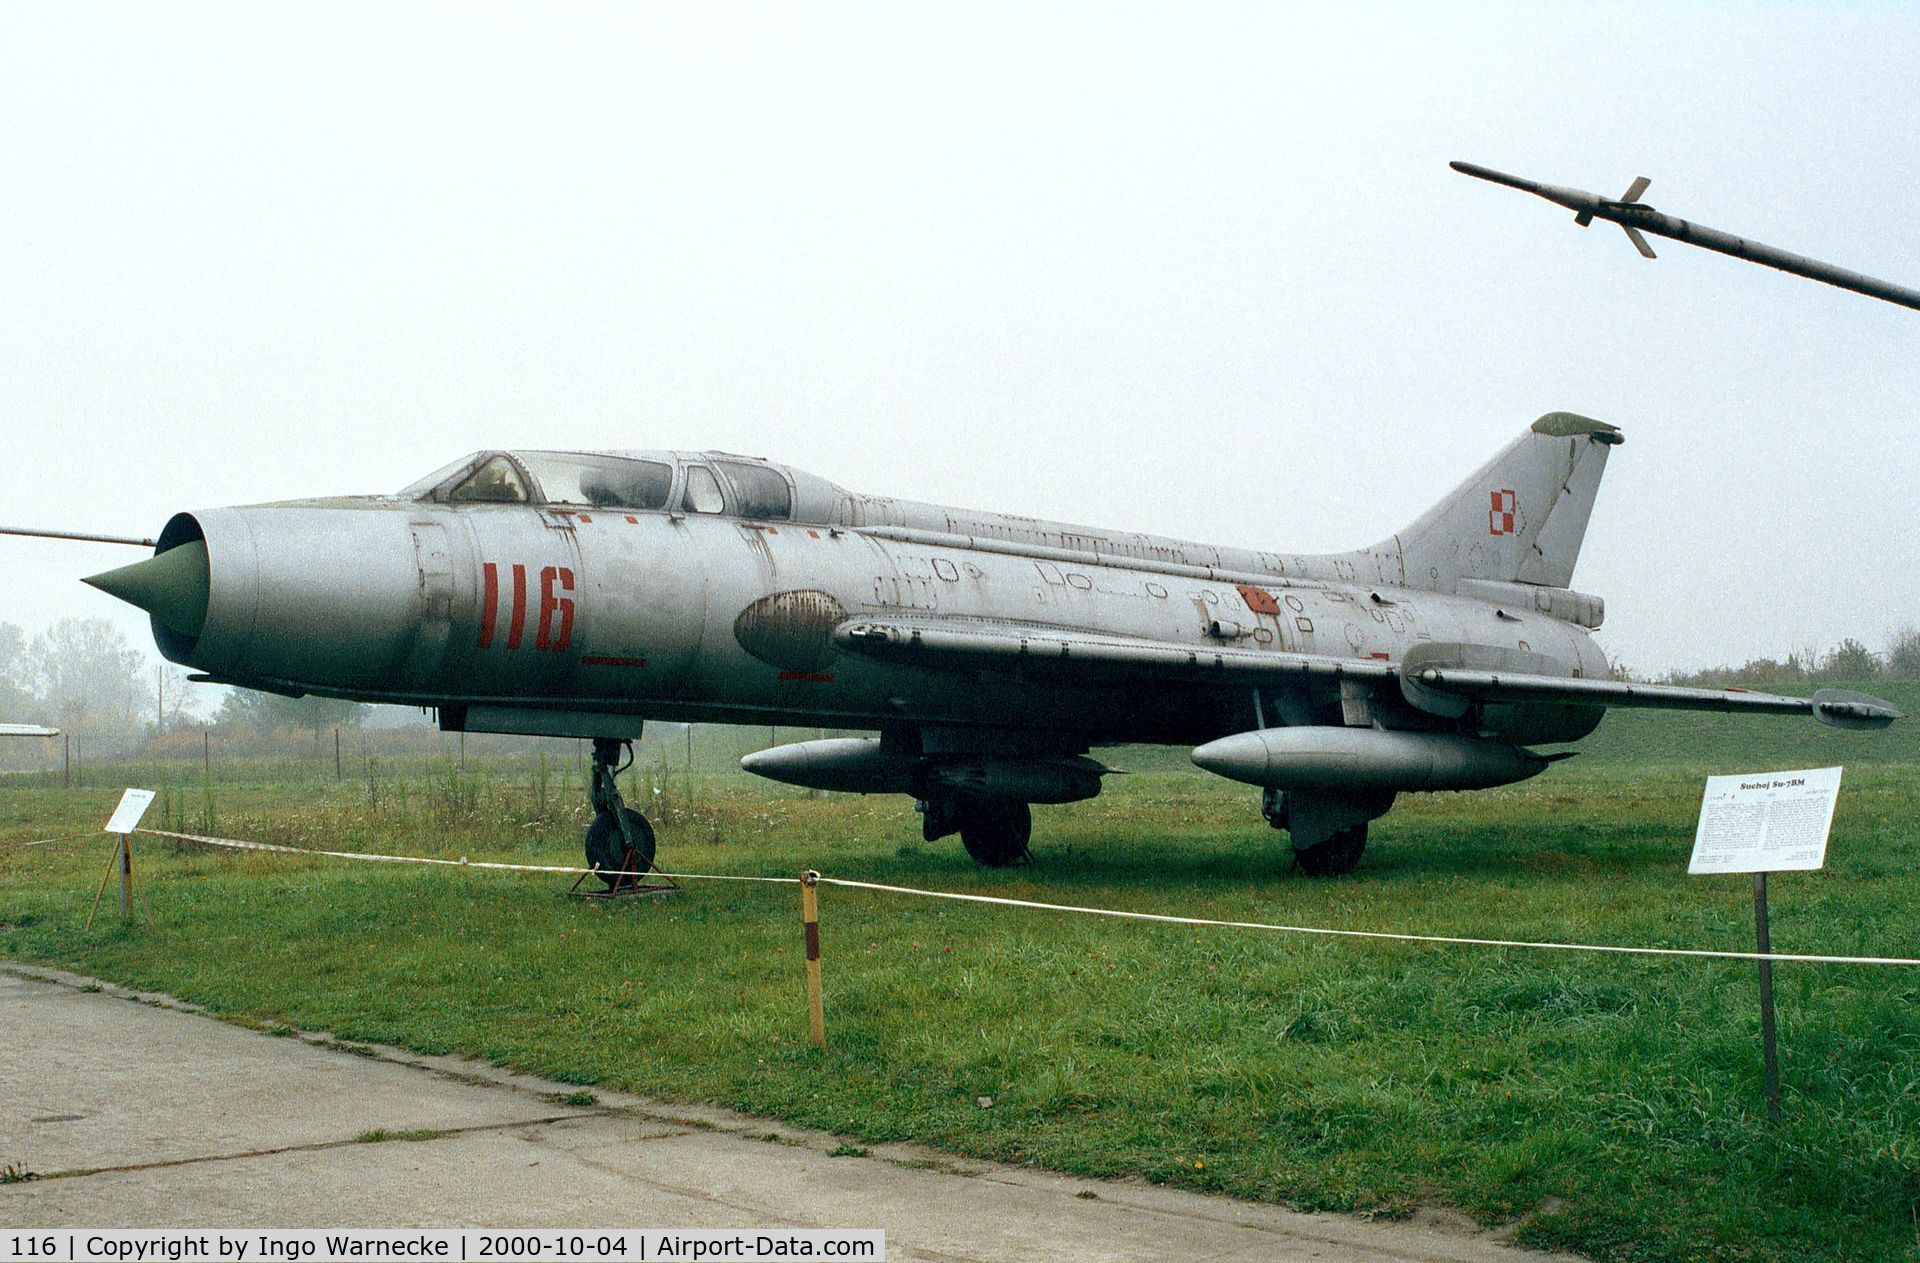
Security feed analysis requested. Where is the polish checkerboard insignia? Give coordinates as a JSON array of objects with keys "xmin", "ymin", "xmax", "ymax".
[{"xmin": 1488, "ymin": 489, "xmax": 1516, "ymax": 535}]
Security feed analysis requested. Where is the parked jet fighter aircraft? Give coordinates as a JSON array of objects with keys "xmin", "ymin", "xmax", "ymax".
[{"xmin": 71, "ymin": 413, "xmax": 1898, "ymax": 877}]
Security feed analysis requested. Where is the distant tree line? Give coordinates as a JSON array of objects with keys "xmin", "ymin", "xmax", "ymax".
[
  {"xmin": 3, "ymin": 615, "xmax": 1915, "ymax": 772},
  {"xmin": 1642, "ymin": 625, "xmax": 1920, "ymax": 689},
  {"xmin": 0, "ymin": 617, "xmax": 378, "ymax": 767}
]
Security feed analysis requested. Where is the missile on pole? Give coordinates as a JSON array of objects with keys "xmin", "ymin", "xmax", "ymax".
[{"xmin": 1451, "ymin": 160, "xmax": 1920, "ymax": 313}]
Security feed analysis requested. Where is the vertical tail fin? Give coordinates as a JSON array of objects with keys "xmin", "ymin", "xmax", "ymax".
[{"xmin": 1385, "ymin": 412, "xmax": 1621, "ymax": 590}]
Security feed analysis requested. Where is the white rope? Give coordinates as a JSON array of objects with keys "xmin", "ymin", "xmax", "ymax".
[
  {"xmin": 135, "ymin": 828, "xmax": 800, "ymax": 884},
  {"xmin": 124, "ymin": 827, "xmax": 1920, "ymax": 968},
  {"xmin": 4, "ymin": 833, "xmax": 92, "ymax": 849},
  {"xmin": 818, "ymin": 877, "xmax": 1920, "ymax": 968}
]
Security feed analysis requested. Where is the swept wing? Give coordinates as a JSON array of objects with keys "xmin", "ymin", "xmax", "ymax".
[{"xmin": 835, "ymin": 617, "xmax": 1899, "ymax": 731}]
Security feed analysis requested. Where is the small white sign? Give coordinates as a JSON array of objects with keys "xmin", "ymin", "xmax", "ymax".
[
  {"xmin": 104, "ymin": 787, "xmax": 157, "ymax": 835},
  {"xmin": 1688, "ymin": 766, "xmax": 1841, "ymax": 875}
]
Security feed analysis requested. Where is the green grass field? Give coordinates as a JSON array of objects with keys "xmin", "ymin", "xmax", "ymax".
[{"xmin": 3, "ymin": 688, "xmax": 1917, "ymax": 1262}]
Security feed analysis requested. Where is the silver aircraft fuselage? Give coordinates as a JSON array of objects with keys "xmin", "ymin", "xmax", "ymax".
[
  {"xmin": 82, "ymin": 421, "xmax": 1895, "ymax": 875},
  {"xmin": 162, "ymin": 495, "xmax": 1608, "ymax": 747}
]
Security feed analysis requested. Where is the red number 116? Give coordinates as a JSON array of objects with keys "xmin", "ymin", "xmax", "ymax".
[{"xmin": 478, "ymin": 562, "xmax": 574, "ymax": 652}]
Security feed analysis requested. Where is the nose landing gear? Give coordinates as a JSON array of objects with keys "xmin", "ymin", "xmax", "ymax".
[{"xmin": 582, "ymin": 737, "xmax": 658, "ymax": 891}]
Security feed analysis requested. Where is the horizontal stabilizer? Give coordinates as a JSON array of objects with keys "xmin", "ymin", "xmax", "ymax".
[{"xmin": 1810, "ymin": 688, "xmax": 1903, "ymax": 729}]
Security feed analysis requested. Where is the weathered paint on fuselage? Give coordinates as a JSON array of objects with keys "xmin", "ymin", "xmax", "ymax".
[{"xmin": 179, "ymin": 494, "xmax": 1609, "ymax": 747}]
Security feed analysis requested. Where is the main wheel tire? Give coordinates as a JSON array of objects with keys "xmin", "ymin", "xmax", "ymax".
[
  {"xmin": 959, "ymin": 799, "xmax": 1032, "ymax": 866},
  {"xmin": 1293, "ymin": 825, "xmax": 1366, "ymax": 877},
  {"xmin": 584, "ymin": 807, "xmax": 657, "ymax": 888}
]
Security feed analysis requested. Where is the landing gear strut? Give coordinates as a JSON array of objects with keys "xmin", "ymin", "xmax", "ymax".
[{"xmin": 584, "ymin": 737, "xmax": 657, "ymax": 890}]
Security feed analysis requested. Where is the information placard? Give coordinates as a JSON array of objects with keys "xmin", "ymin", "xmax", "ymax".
[
  {"xmin": 1688, "ymin": 766, "xmax": 1841, "ymax": 875},
  {"xmin": 103, "ymin": 787, "xmax": 156, "ymax": 835}
]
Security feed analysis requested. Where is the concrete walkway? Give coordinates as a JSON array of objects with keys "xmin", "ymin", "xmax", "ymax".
[{"xmin": 0, "ymin": 965, "xmax": 1574, "ymax": 1261}]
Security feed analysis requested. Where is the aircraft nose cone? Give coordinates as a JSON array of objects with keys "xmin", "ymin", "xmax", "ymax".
[{"xmin": 84, "ymin": 541, "xmax": 210, "ymax": 637}]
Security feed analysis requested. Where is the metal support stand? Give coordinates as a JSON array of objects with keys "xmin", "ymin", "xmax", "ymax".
[
  {"xmin": 86, "ymin": 835, "xmax": 149, "ymax": 930},
  {"xmin": 567, "ymin": 865, "xmax": 678, "ymax": 900},
  {"xmin": 1753, "ymin": 872, "xmax": 1781, "ymax": 1122},
  {"xmin": 564, "ymin": 867, "xmax": 679, "ymax": 894}
]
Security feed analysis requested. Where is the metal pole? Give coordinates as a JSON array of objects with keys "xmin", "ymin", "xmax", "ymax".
[
  {"xmin": 203, "ymin": 730, "xmax": 210, "ymax": 779},
  {"xmin": 1753, "ymin": 871, "xmax": 1781, "ymax": 1122},
  {"xmin": 335, "ymin": 728, "xmax": 342, "ymax": 780},
  {"xmin": 64, "ymin": 732, "xmax": 71, "ymax": 788},
  {"xmin": 118, "ymin": 836, "xmax": 132, "ymax": 922},
  {"xmin": 801, "ymin": 871, "xmax": 825, "ymax": 1049}
]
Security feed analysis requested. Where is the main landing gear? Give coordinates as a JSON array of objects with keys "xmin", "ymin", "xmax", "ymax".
[
  {"xmin": 583, "ymin": 737, "xmax": 657, "ymax": 890},
  {"xmin": 1262, "ymin": 787, "xmax": 1387, "ymax": 877},
  {"xmin": 1291, "ymin": 826, "xmax": 1368, "ymax": 877},
  {"xmin": 919, "ymin": 795, "xmax": 1033, "ymax": 866}
]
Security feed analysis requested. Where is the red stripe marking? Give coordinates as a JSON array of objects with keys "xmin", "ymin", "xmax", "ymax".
[
  {"xmin": 778, "ymin": 671, "xmax": 834, "ymax": 682},
  {"xmin": 555, "ymin": 566, "xmax": 574, "ymax": 651},
  {"xmin": 1370, "ymin": 652, "xmax": 1391, "ymax": 660},
  {"xmin": 478, "ymin": 563, "xmax": 498, "ymax": 648},
  {"xmin": 582, "ymin": 655, "xmax": 648, "ymax": 667},
  {"xmin": 537, "ymin": 565, "xmax": 575, "ymax": 652},
  {"xmin": 577, "ymin": 514, "xmax": 592, "ymax": 524},
  {"xmin": 507, "ymin": 564, "xmax": 527, "ymax": 649},
  {"xmin": 625, "ymin": 515, "xmax": 638, "ymax": 524}
]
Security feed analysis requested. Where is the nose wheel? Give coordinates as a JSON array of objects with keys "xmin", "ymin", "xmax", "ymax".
[{"xmin": 584, "ymin": 737, "xmax": 658, "ymax": 890}]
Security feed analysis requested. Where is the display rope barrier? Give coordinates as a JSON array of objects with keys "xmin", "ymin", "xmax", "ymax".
[
  {"xmin": 128, "ymin": 826, "xmax": 1920, "ymax": 968},
  {"xmin": 134, "ymin": 827, "xmax": 802, "ymax": 884},
  {"xmin": 4, "ymin": 832, "xmax": 94, "ymax": 849}
]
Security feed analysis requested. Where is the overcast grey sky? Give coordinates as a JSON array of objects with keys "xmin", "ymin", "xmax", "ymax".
[{"xmin": 2, "ymin": 1, "xmax": 1916, "ymax": 680}]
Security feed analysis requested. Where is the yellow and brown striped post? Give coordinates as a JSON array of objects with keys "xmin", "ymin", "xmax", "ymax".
[{"xmin": 801, "ymin": 870, "xmax": 826, "ymax": 1049}]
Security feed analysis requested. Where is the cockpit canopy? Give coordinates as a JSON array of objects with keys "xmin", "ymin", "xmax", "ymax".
[{"xmin": 401, "ymin": 450, "xmax": 797, "ymax": 521}]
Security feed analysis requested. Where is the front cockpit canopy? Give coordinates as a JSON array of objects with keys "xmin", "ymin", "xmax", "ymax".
[{"xmin": 401, "ymin": 451, "xmax": 794, "ymax": 520}]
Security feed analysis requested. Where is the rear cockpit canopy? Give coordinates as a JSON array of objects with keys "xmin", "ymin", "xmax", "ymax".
[{"xmin": 401, "ymin": 450, "xmax": 836, "ymax": 523}]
